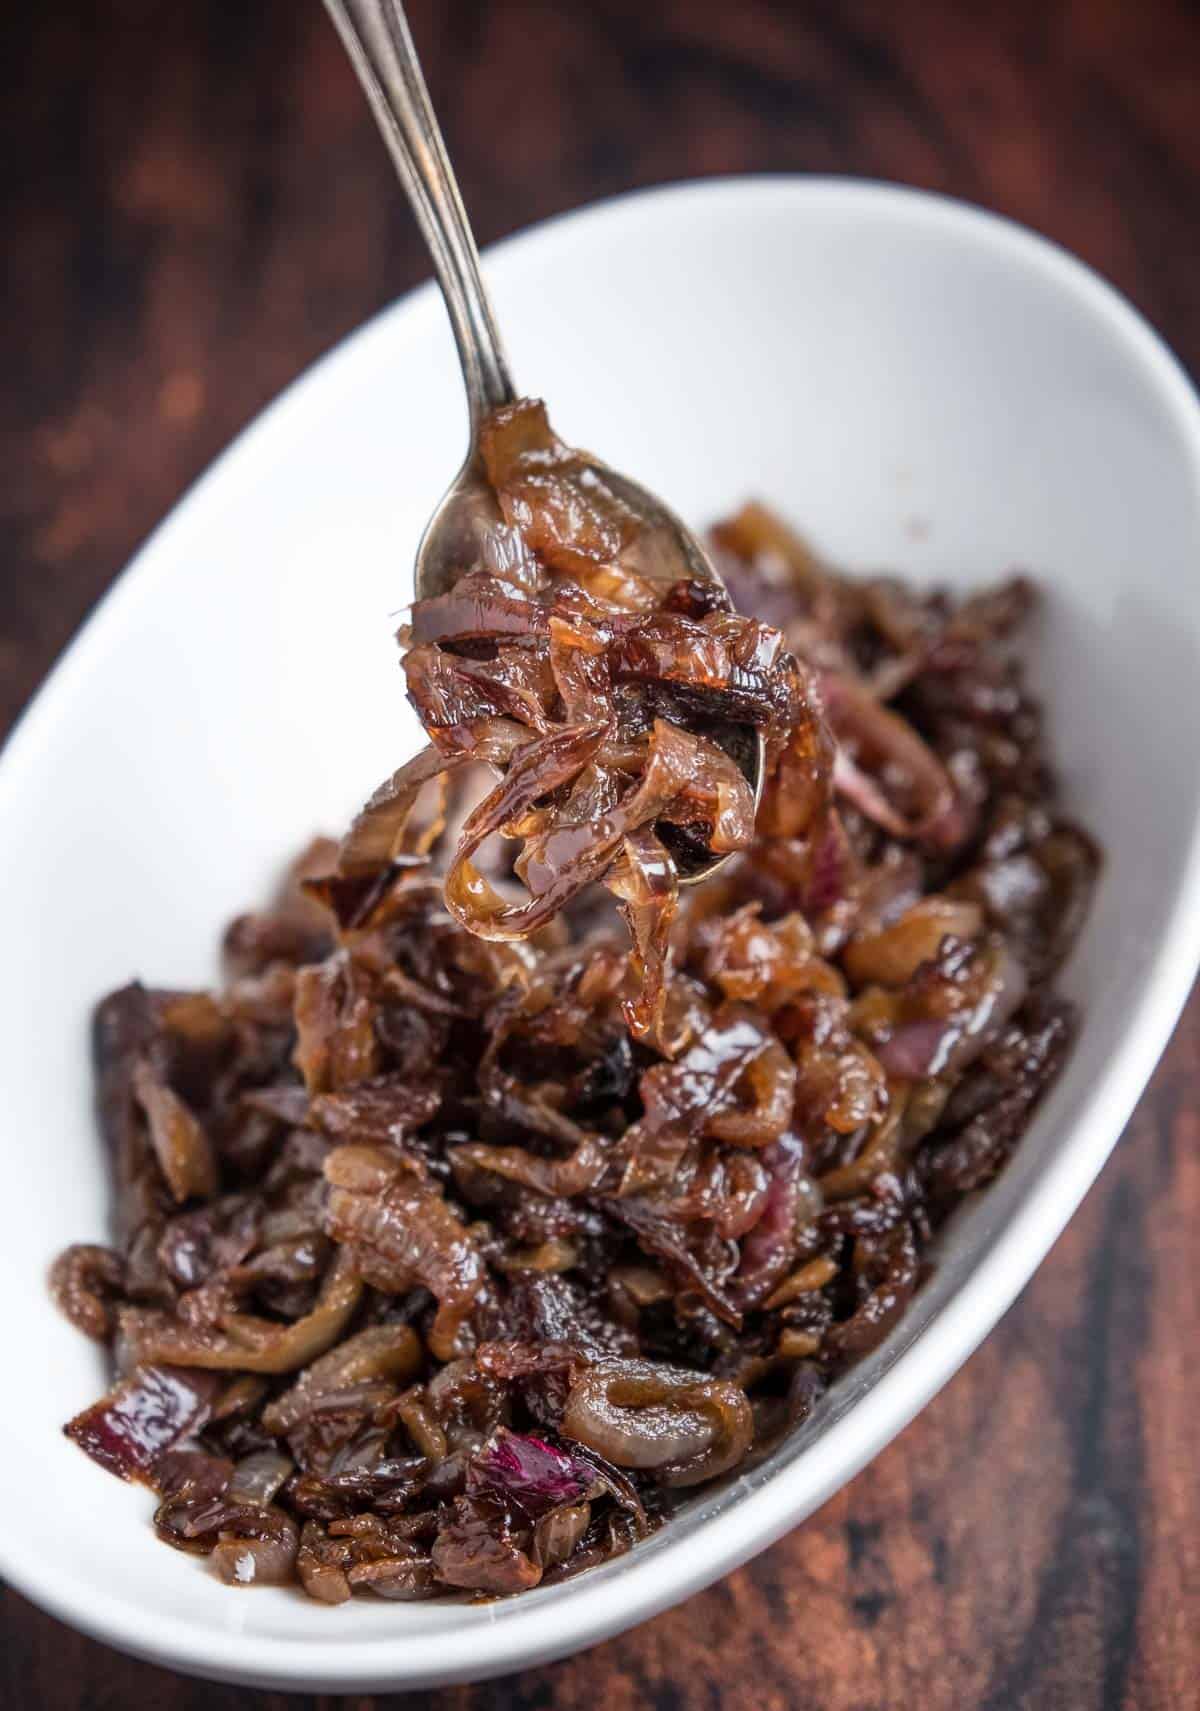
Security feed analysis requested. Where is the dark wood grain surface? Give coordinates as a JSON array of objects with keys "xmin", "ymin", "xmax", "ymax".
[{"xmin": 3, "ymin": 2, "xmax": 1198, "ymax": 1706}]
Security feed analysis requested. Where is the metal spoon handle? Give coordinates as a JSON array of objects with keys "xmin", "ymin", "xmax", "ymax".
[{"xmin": 323, "ymin": 0, "xmax": 515, "ymax": 431}]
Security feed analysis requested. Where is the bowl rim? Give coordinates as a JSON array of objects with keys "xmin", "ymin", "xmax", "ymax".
[{"xmin": 4, "ymin": 173, "xmax": 1200, "ymax": 1690}]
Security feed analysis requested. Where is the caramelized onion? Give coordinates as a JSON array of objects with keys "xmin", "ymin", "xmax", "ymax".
[
  {"xmin": 453, "ymin": 1134, "xmax": 608, "ymax": 1197},
  {"xmin": 340, "ymin": 723, "xmax": 526, "ymax": 877},
  {"xmin": 296, "ymin": 1522, "xmax": 352, "ymax": 1604},
  {"xmin": 481, "ymin": 399, "xmax": 639, "ymax": 575},
  {"xmin": 345, "ymin": 1552, "xmax": 438, "ymax": 1600},
  {"xmin": 50, "ymin": 1243, "xmax": 125, "ymax": 1340},
  {"xmin": 608, "ymin": 825, "xmax": 678, "ymax": 1043},
  {"xmin": 621, "ymin": 1004, "xmax": 789, "ymax": 1192},
  {"xmin": 132, "ymin": 1058, "xmax": 218, "ymax": 1203},
  {"xmin": 843, "ymin": 898, "xmax": 984, "ymax": 989},
  {"xmin": 340, "ymin": 403, "xmax": 828, "ymax": 1014},
  {"xmin": 443, "ymin": 722, "xmax": 610, "ymax": 938},
  {"xmin": 562, "ymin": 1360, "xmax": 752, "ymax": 1487},
  {"xmin": 323, "ymin": 1146, "xmax": 485, "ymax": 1361},
  {"xmin": 228, "ymin": 1449, "xmax": 294, "ymax": 1507},
  {"xmin": 534, "ymin": 1502, "xmax": 592, "ymax": 1569},
  {"xmin": 211, "ymin": 1506, "xmax": 299, "ymax": 1586},
  {"xmin": 823, "ymin": 671, "xmax": 960, "ymax": 846},
  {"xmin": 65, "ymin": 1365, "xmax": 219, "ymax": 1481},
  {"xmin": 117, "ymin": 1251, "xmax": 362, "ymax": 1374},
  {"xmin": 705, "ymin": 1036, "xmax": 796, "ymax": 1148},
  {"xmin": 54, "ymin": 490, "xmax": 1093, "ymax": 1606},
  {"xmin": 817, "ymin": 1092, "xmax": 910, "ymax": 1201},
  {"xmin": 261, "ymin": 1324, "xmax": 423, "ymax": 1435},
  {"xmin": 869, "ymin": 939, "xmax": 1029, "ymax": 1081}
]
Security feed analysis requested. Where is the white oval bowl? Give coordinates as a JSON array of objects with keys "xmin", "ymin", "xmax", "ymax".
[{"xmin": 2, "ymin": 177, "xmax": 1199, "ymax": 1692}]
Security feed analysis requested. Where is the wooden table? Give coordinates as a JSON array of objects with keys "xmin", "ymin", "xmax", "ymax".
[{"xmin": 3, "ymin": 3, "xmax": 1197, "ymax": 1706}]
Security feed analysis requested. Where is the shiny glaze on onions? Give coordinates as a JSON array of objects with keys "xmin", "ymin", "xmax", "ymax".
[{"xmin": 52, "ymin": 492, "xmax": 1097, "ymax": 1603}]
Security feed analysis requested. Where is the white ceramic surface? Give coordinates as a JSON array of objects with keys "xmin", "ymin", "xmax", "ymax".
[{"xmin": 2, "ymin": 178, "xmax": 1199, "ymax": 1693}]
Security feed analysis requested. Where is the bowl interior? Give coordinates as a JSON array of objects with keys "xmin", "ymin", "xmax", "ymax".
[{"xmin": 2, "ymin": 179, "xmax": 1198, "ymax": 1690}]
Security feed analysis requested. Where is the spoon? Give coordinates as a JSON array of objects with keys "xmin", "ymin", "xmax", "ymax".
[{"xmin": 321, "ymin": 0, "xmax": 764, "ymax": 881}]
